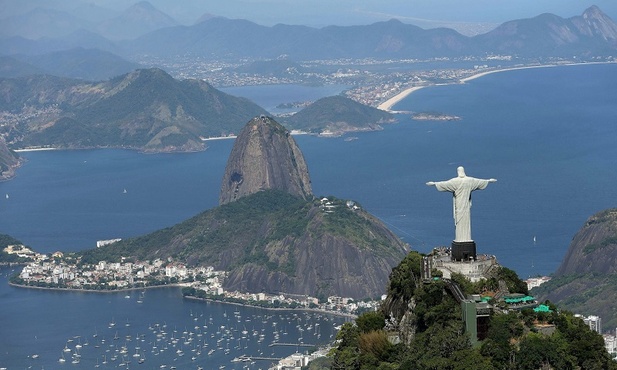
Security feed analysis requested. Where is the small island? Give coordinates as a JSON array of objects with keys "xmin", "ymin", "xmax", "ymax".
[
  {"xmin": 275, "ymin": 100, "xmax": 313, "ymax": 109},
  {"xmin": 411, "ymin": 111, "xmax": 461, "ymax": 121}
]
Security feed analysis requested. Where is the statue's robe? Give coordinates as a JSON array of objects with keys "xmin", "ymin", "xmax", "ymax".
[{"xmin": 433, "ymin": 176, "xmax": 491, "ymax": 242}]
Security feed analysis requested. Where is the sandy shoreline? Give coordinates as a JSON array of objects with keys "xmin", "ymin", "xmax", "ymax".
[
  {"xmin": 377, "ymin": 86, "xmax": 428, "ymax": 111},
  {"xmin": 14, "ymin": 147, "xmax": 59, "ymax": 152},
  {"xmin": 377, "ymin": 61, "xmax": 615, "ymax": 112}
]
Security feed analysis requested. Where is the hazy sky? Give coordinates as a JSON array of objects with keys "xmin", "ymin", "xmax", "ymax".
[
  {"xmin": 2, "ymin": 0, "xmax": 615, "ymax": 32},
  {"xmin": 105, "ymin": 0, "xmax": 617, "ymax": 28}
]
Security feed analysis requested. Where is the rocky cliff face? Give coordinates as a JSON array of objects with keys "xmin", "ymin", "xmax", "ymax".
[
  {"xmin": 0, "ymin": 137, "xmax": 21, "ymax": 180},
  {"xmin": 555, "ymin": 208, "xmax": 617, "ymax": 276},
  {"xmin": 221, "ymin": 198, "xmax": 407, "ymax": 299},
  {"xmin": 532, "ymin": 208, "xmax": 617, "ymax": 328},
  {"xmin": 571, "ymin": 5, "xmax": 617, "ymax": 42},
  {"xmin": 219, "ymin": 116, "xmax": 312, "ymax": 205}
]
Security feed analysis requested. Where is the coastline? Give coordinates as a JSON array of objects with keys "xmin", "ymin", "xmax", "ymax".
[
  {"xmin": 13, "ymin": 147, "xmax": 59, "ymax": 152},
  {"xmin": 201, "ymin": 135, "xmax": 237, "ymax": 141},
  {"xmin": 184, "ymin": 295, "xmax": 358, "ymax": 319},
  {"xmin": 377, "ymin": 61, "xmax": 616, "ymax": 112},
  {"xmin": 8, "ymin": 281, "xmax": 186, "ymax": 293},
  {"xmin": 377, "ymin": 86, "xmax": 427, "ymax": 111},
  {"xmin": 9, "ymin": 281, "xmax": 358, "ymax": 318}
]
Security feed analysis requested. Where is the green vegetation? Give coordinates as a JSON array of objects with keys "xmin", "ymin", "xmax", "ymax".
[
  {"xmin": 0, "ymin": 234, "xmax": 29, "ymax": 264},
  {"xmin": 533, "ymin": 273, "xmax": 617, "ymax": 329},
  {"xmin": 80, "ymin": 190, "xmax": 310, "ymax": 270},
  {"xmin": 0, "ymin": 137, "xmax": 20, "ymax": 178},
  {"xmin": 76, "ymin": 189, "xmax": 406, "ymax": 299},
  {"xmin": 79, "ymin": 190, "xmax": 404, "ymax": 278},
  {"xmin": 329, "ymin": 251, "xmax": 616, "ymax": 369},
  {"xmin": 3, "ymin": 69, "xmax": 267, "ymax": 152},
  {"xmin": 0, "ymin": 234, "xmax": 23, "ymax": 249},
  {"xmin": 583, "ymin": 235, "xmax": 617, "ymax": 254},
  {"xmin": 283, "ymin": 95, "xmax": 394, "ymax": 133}
]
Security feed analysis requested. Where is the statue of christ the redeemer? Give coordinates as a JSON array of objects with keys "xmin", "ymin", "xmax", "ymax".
[{"xmin": 426, "ymin": 166, "xmax": 496, "ymax": 243}]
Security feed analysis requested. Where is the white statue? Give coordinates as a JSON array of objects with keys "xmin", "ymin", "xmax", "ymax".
[{"xmin": 426, "ymin": 166, "xmax": 496, "ymax": 242}]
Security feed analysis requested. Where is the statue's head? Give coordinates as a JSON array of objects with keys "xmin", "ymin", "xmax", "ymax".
[{"xmin": 457, "ymin": 166, "xmax": 466, "ymax": 177}]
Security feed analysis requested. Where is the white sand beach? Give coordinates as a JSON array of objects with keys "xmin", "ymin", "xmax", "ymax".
[
  {"xmin": 377, "ymin": 62, "xmax": 615, "ymax": 112},
  {"xmin": 377, "ymin": 86, "xmax": 428, "ymax": 111}
]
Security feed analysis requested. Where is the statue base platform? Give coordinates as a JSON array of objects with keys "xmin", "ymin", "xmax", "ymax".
[{"xmin": 451, "ymin": 241, "xmax": 477, "ymax": 261}]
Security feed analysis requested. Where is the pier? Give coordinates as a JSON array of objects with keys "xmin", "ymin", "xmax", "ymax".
[{"xmin": 250, "ymin": 356, "xmax": 281, "ymax": 361}]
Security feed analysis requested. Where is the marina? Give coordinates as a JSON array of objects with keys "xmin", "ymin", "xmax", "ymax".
[{"xmin": 0, "ymin": 266, "xmax": 347, "ymax": 369}]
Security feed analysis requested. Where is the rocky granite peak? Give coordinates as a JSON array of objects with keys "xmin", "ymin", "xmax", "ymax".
[
  {"xmin": 572, "ymin": 5, "xmax": 617, "ymax": 41},
  {"xmin": 219, "ymin": 116, "xmax": 312, "ymax": 205},
  {"xmin": 532, "ymin": 208, "xmax": 617, "ymax": 328},
  {"xmin": 555, "ymin": 208, "xmax": 617, "ymax": 276}
]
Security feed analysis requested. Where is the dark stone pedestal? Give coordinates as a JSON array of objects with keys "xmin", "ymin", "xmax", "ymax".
[{"xmin": 451, "ymin": 241, "xmax": 476, "ymax": 261}]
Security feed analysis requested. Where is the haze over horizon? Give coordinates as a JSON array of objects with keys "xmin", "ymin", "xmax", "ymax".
[{"xmin": 2, "ymin": 0, "xmax": 616, "ymax": 36}]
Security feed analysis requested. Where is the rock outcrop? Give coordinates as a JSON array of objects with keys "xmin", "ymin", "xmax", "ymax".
[
  {"xmin": 220, "ymin": 194, "xmax": 408, "ymax": 299},
  {"xmin": 0, "ymin": 137, "xmax": 21, "ymax": 181},
  {"xmin": 533, "ymin": 208, "xmax": 617, "ymax": 328},
  {"xmin": 555, "ymin": 208, "xmax": 617, "ymax": 276},
  {"xmin": 219, "ymin": 115, "xmax": 312, "ymax": 205}
]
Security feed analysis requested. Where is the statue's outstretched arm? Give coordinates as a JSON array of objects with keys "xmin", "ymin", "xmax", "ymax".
[{"xmin": 426, "ymin": 181, "xmax": 436, "ymax": 186}]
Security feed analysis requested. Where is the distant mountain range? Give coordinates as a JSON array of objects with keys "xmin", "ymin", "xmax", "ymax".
[
  {"xmin": 2, "ymin": 5, "xmax": 616, "ymax": 61},
  {"xmin": 5, "ymin": 48, "xmax": 140, "ymax": 80},
  {"xmin": 0, "ymin": 1, "xmax": 178, "ymax": 41},
  {"xmin": 128, "ymin": 6, "xmax": 617, "ymax": 59},
  {"xmin": 0, "ymin": 68, "xmax": 267, "ymax": 152}
]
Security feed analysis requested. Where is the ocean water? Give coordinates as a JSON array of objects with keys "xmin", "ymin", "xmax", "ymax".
[{"xmin": 0, "ymin": 63, "xmax": 616, "ymax": 367}]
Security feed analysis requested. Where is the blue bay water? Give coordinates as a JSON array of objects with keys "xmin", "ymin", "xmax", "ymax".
[
  {"xmin": 0, "ymin": 63, "xmax": 616, "ymax": 367},
  {"xmin": 0, "ymin": 267, "xmax": 347, "ymax": 369},
  {"xmin": 221, "ymin": 84, "xmax": 349, "ymax": 114}
]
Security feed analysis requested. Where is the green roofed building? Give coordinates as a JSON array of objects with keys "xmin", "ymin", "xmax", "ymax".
[{"xmin": 534, "ymin": 304, "xmax": 553, "ymax": 313}]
